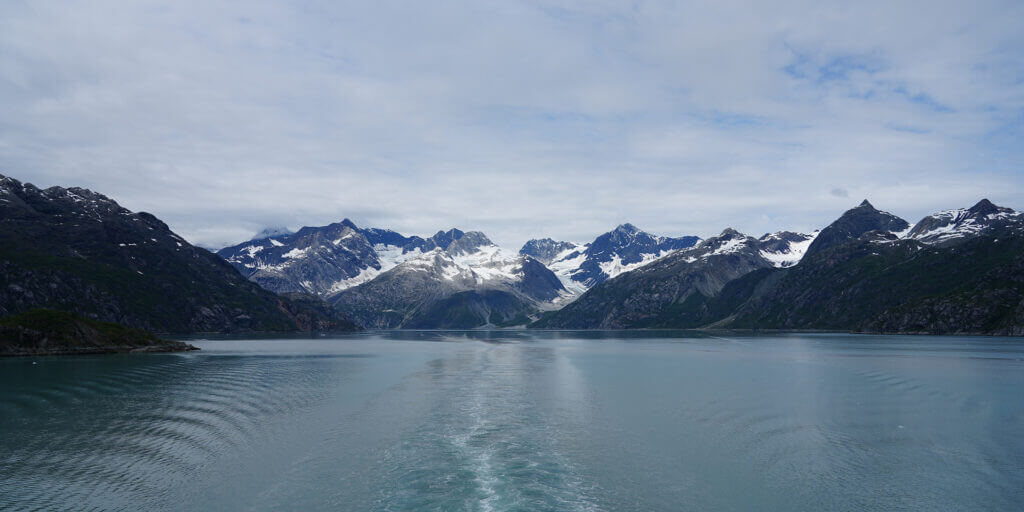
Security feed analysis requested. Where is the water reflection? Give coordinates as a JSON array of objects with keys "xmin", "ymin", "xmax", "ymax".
[{"xmin": 1, "ymin": 332, "xmax": 1022, "ymax": 511}]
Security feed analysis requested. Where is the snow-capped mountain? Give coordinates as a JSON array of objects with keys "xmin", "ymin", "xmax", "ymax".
[
  {"xmin": 534, "ymin": 227, "xmax": 795, "ymax": 328},
  {"xmin": 903, "ymin": 199, "xmax": 1023, "ymax": 246},
  {"xmin": 213, "ymin": 197, "xmax": 1021, "ymax": 332},
  {"xmin": 217, "ymin": 220, "xmax": 521, "ymax": 297},
  {"xmin": 520, "ymin": 224, "xmax": 701, "ymax": 295},
  {"xmin": 330, "ymin": 233, "xmax": 564, "ymax": 328},
  {"xmin": 219, "ymin": 220, "xmax": 565, "ymax": 328},
  {"xmin": 663, "ymin": 227, "xmax": 817, "ymax": 269},
  {"xmin": 217, "ymin": 219, "xmax": 413, "ymax": 296}
]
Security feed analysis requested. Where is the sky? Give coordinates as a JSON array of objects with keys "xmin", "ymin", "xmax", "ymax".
[{"xmin": 1, "ymin": 0, "xmax": 1022, "ymax": 249}]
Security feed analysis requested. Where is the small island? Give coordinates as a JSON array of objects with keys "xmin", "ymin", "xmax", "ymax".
[{"xmin": 0, "ymin": 309, "xmax": 198, "ymax": 357}]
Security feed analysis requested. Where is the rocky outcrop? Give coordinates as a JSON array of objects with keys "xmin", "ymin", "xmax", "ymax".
[{"xmin": 0, "ymin": 309, "xmax": 198, "ymax": 356}]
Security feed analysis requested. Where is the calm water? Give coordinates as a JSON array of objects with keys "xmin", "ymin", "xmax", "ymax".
[{"xmin": 1, "ymin": 331, "xmax": 1023, "ymax": 511}]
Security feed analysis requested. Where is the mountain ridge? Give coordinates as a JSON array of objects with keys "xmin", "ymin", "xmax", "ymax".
[
  {"xmin": 0, "ymin": 174, "xmax": 356, "ymax": 333},
  {"xmin": 532, "ymin": 198, "xmax": 1023, "ymax": 335}
]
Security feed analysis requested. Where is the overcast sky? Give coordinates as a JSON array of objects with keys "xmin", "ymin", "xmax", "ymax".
[{"xmin": 2, "ymin": 1, "xmax": 1022, "ymax": 248}]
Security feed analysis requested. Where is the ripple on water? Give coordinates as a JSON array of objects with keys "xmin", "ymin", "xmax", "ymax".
[{"xmin": 0, "ymin": 353, "xmax": 347, "ymax": 511}]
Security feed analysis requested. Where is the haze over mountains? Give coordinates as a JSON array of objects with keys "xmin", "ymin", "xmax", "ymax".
[{"xmin": 2, "ymin": 172, "xmax": 1022, "ymax": 334}]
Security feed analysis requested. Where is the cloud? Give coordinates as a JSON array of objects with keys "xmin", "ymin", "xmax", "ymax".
[
  {"xmin": 0, "ymin": 0, "xmax": 1022, "ymax": 248},
  {"xmin": 830, "ymin": 188, "xmax": 850, "ymax": 198}
]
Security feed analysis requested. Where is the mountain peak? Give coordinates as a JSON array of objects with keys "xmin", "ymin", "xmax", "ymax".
[
  {"xmin": 615, "ymin": 223, "xmax": 639, "ymax": 233},
  {"xmin": 520, "ymin": 238, "xmax": 578, "ymax": 264},
  {"xmin": 433, "ymin": 228, "xmax": 464, "ymax": 239},
  {"xmin": 805, "ymin": 201, "xmax": 909, "ymax": 257},
  {"xmin": 968, "ymin": 198, "xmax": 998, "ymax": 215}
]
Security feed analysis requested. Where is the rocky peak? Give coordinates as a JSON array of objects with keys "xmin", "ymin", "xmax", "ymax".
[
  {"xmin": 519, "ymin": 238, "xmax": 578, "ymax": 264},
  {"xmin": 718, "ymin": 227, "xmax": 743, "ymax": 239},
  {"xmin": 443, "ymin": 231, "xmax": 494, "ymax": 255},
  {"xmin": 906, "ymin": 199, "xmax": 1020, "ymax": 246},
  {"xmin": 425, "ymin": 228, "xmax": 465, "ymax": 249},
  {"xmin": 805, "ymin": 200, "xmax": 909, "ymax": 257},
  {"xmin": 967, "ymin": 198, "xmax": 1007, "ymax": 217}
]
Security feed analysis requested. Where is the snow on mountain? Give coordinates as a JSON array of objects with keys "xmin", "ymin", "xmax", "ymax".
[
  {"xmin": 218, "ymin": 219, "xmax": 418, "ymax": 296},
  {"xmin": 903, "ymin": 199, "xmax": 1022, "ymax": 246},
  {"xmin": 758, "ymin": 230, "xmax": 820, "ymax": 267},
  {"xmin": 388, "ymin": 243, "xmax": 527, "ymax": 287},
  {"xmin": 520, "ymin": 224, "xmax": 701, "ymax": 298},
  {"xmin": 329, "ymin": 233, "xmax": 565, "ymax": 328},
  {"xmin": 218, "ymin": 220, "xmax": 566, "ymax": 314}
]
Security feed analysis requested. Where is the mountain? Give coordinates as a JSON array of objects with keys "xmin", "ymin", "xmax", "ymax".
[
  {"xmin": 0, "ymin": 174, "xmax": 356, "ymax": 333},
  {"xmin": 605, "ymin": 199, "xmax": 1024, "ymax": 335},
  {"xmin": 217, "ymin": 218, "xmax": 516, "ymax": 298},
  {"xmin": 520, "ymin": 224, "xmax": 701, "ymax": 297},
  {"xmin": 904, "ymin": 198, "xmax": 1020, "ymax": 246},
  {"xmin": 803, "ymin": 200, "xmax": 909, "ymax": 257},
  {"xmin": 532, "ymin": 227, "xmax": 816, "ymax": 329},
  {"xmin": 330, "ymin": 232, "xmax": 565, "ymax": 328},
  {"xmin": 217, "ymin": 219, "xmax": 419, "ymax": 296},
  {"xmin": 220, "ymin": 219, "xmax": 568, "ymax": 329}
]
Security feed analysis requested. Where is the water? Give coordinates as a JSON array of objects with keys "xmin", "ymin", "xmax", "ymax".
[{"xmin": 1, "ymin": 331, "xmax": 1023, "ymax": 511}]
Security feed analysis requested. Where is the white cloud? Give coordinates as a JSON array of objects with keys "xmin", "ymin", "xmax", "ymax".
[{"xmin": 0, "ymin": 0, "xmax": 1021, "ymax": 249}]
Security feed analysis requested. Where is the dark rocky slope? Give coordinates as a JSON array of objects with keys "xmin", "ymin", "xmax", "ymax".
[
  {"xmin": 533, "ymin": 199, "xmax": 1024, "ymax": 335},
  {"xmin": 0, "ymin": 174, "xmax": 355, "ymax": 333},
  {"xmin": 632, "ymin": 200, "xmax": 1024, "ymax": 335},
  {"xmin": 714, "ymin": 230, "xmax": 1024, "ymax": 335},
  {"xmin": 803, "ymin": 200, "xmax": 908, "ymax": 257},
  {"xmin": 532, "ymin": 229, "xmax": 783, "ymax": 329}
]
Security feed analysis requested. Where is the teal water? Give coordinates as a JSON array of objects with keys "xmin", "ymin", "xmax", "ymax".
[{"xmin": 1, "ymin": 331, "xmax": 1023, "ymax": 511}]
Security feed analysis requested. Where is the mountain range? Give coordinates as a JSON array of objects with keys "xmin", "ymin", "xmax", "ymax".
[
  {"xmin": 536, "ymin": 199, "xmax": 1024, "ymax": 335},
  {"xmin": 2, "ymin": 172, "xmax": 1022, "ymax": 335},
  {"xmin": 217, "ymin": 220, "xmax": 699, "ymax": 328}
]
